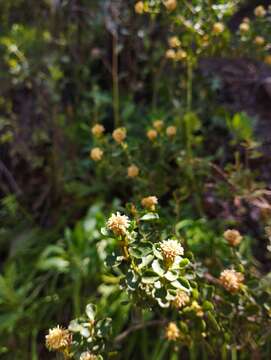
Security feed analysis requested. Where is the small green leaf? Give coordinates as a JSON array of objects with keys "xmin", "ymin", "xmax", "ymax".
[
  {"xmin": 140, "ymin": 213, "xmax": 159, "ymax": 221},
  {"xmin": 85, "ymin": 304, "xmax": 96, "ymax": 321},
  {"xmin": 152, "ymin": 259, "xmax": 165, "ymax": 276}
]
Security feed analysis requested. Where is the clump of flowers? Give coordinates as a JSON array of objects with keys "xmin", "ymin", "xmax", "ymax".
[
  {"xmin": 254, "ymin": 5, "xmax": 266, "ymax": 17},
  {"xmin": 239, "ymin": 22, "xmax": 250, "ymax": 33},
  {"xmin": 127, "ymin": 164, "xmax": 139, "ymax": 178},
  {"xmin": 191, "ymin": 300, "xmax": 204, "ymax": 317},
  {"xmin": 166, "ymin": 125, "xmax": 177, "ymax": 137},
  {"xmin": 45, "ymin": 326, "xmax": 72, "ymax": 352},
  {"xmin": 153, "ymin": 119, "xmax": 164, "ymax": 131},
  {"xmin": 90, "ymin": 147, "xmax": 103, "ymax": 161},
  {"xmin": 134, "ymin": 1, "xmax": 144, "ymax": 14},
  {"xmin": 91, "ymin": 124, "xmax": 105, "ymax": 137},
  {"xmin": 223, "ymin": 229, "xmax": 242, "ymax": 247},
  {"xmin": 146, "ymin": 129, "xmax": 158, "ymax": 141},
  {"xmin": 160, "ymin": 239, "xmax": 184, "ymax": 267},
  {"xmin": 219, "ymin": 269, "xmax": 244, "ymax": 293},
  {"xmin": 107, "ymin": 212, "xmax": 130, "ymax": 236},
  {"xmin": 165, "ymin": 322, "xmax": 180, "ymax": 341},
  {"xmin": 212, "ymin": 22, "xmax": 225, "ymax": 35},
  {"xmin": 168, "ymin": 36, "xmax": 181, "ymax": 48},
  {"xmin": 254, "ymin": 36, "xmax": 265, "ymax": 46},
  {"xmin": 80, "ymin": 352, "xmax": 98, "ymax": 360},
  {"xmin": 112, "ymin": 127, "xmax": 127, "ymax": 144},
  {"xmin": 163, "ymin": 0, "xmax": 177, "ymax": 12},
  {"xmin": 165, "ymin": 49, "xmax": 176, "ymax": 60},
  {"xmin": 141, "ymin": 195, "xmax": 158, "ymax": 211},
  {"xmin": 172, "ymin": 290, "xmax": 190, "ymax": 308}
]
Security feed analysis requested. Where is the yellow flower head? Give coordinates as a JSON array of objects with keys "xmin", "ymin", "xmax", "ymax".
[
  {"xmin": 127, "ymin": 164, "xmax": 139, "ymax": 178},
  {"xmin": 147, "ymin": 129, "xmax": 158, "ymax": 141},
  {"xmin": 165, "ymin": 49, "xmax": 176, "ymax": 60},
  {"xmin": 191, "ymin": 300, "xmax": 204, "ymax": 317},
  {"xmin": 90, "ymin": 147, "xmax": 103, "ymax": 161},
  {"xmin": 172, "ymin": 290, "xmax": 190, "ymax": 308},
  {"xmin": 223, "ymin": 229, "xmax": 242, "ymax": 247},
  {"xmin": 45, "ymin": 326, "xmax": 72, "ymax": 351},
  {"xmin": 113, "ymin": 127, "xmax": 127, "ymax": 144},
  {"xmin": 163, "ymin": 0, "xmax": 177, "ymax": 12},
  {"xmin": 107, "ymin": 212, "xmax": 130, "ymax": 236},
  {"xmin": 168, "ymin": 36, "xmax": 181, "ymax": 48},
  {"xmin": 80, "ymin": 352, "xmax": 98, "ymax": 360},
  {"xmin": 254, "ymin": 5, "xmax": 266, "ymax": 17},
  {"xmin": 239, "ymin": 22, "xmax": 250, "ymax": 33},
  {"xmin": 219, "ymin": 269, "xmax": 244, "ymax": 293},
  {"xmin": 264, "ymin": 55, "xmax": 271, "ymax": 65},
  {"xmin": 134, "ymin": 1, "xmax": 144, "ymax": 14},
  {"xmin": 165, "ymin": 322, "xmax": 180, "ymax": 341},
  {"xmin": 212, "ymin": 22, "xmax": 225, "ymax": 35},
  {"xmin": 254, "ymin": 36, "xmax": 265, "ymax": 45},
  {"xmin": 141, "ymin": 196, "xmax": 158, "ymax": 211},
  {"xmin": 175, "ymin": 49, "xmax": 187, "ymax": 61},
  {"xmin": 153, "ymin": 120, "xmax": 164, "ymax": 131},
  {"xmin": 91, "ymin": 124, "xmax": 105, "ymax": 137},
  {"xmin": 160, "ymin": 239, "xmax": 184, "ymax": 265},
  {"xmin": 166, "ymin": 126, "xmax": 177, "ymax": 137}
]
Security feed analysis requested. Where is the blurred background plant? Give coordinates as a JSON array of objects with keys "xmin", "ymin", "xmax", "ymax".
[{"xmin": 1, "ymin": 0, "xmax": 271, "ymax": 359}]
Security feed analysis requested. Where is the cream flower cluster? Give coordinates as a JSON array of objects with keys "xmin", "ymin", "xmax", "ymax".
[
  {"xmin": 160, "ymin": 239, "xmax": 184, "ymax": 264},
  {"xmin": 107, "ymin": 212, "xmax": 130, "ymax": 236},
  {"xmin": 219, "ymin": 269, "xmax": 244, "ymax": 293},
  {"xmin": 45, "ymin": 326, "xmax": 72, "ymax": 351}
]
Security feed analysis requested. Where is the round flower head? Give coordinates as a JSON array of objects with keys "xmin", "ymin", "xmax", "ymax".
[
  {"xmin": 107, "ymin": 212, "xmax": 130, "ymax": 236},
  {"xmin": 153, "ymin": 120, "xmax": 164, "ymax": 131},
  {"xmin": 165, "ymin": 322, "xmax": 180, "ymax": 341},
  {"xmin": 160, "ymin": 239, "xmax": 184, "ymax": 265},
  {"xmin": 254, "ymin": 5, "xmax": 266, "ymax": 17},
  {"xmin": 163, "ymin": 0, "xmax": 177, "ymax": 12},
  {"xmin": 212, "ymin": 22, "xmax": 225, "ymax": 35},
  {"xmin": 219, "ymin": 269, "xmax": 244, "ymax": 293},
  {"xmin": 127, "ymin": 164, "xmax": 139, "ymax": 178},
  {"xmin": 175, "ymin": 49, "xmax": 187, "ymax": 61},
  {"xmin": 166, "ymin": 126, "xmax": 177, "ymax": 137},
  {"xmin": 80, "ymin": 352, "xmax": 98, "ymax": 360},
  {"xmin": 191, "ymin": 300, "xmax": 204, "ymax": 317},
  {"xmin": 265, "ymin": 55, "xmax": 271, "ymax": 65},
  {"xmin": 239, "ymin": 22, "xmax": 250, "ymax": 33},
  {"xmin": 45, "ymin": 326, "xmax": 72, "ymax": 351},
  {"xmin": 134, "ymin": 1, "xmax": 144, "ymax": 14},
  {"xmin": 165, "ymin": 49, "xmax": 176, "ymax": 60},
  {"xmin": 91, "ymin": 123, "xmax": 105, "ymax": 137},
  {"xmin": 147, "ymin": 129, "xmax": 158, "ymax": 141},
  {"xmin": 172, "ymin": 290, "xmax": 190, "ymax": 308},
  {"xmin": 141, "ymin": 196, "xmax": 158, "ymax": 211},
  {"xmin": 224, "ymin": 229, "xmax": 242, "ymax": 247},
  {"xmin": 168, "ymin": 36, "xmax": 181, "ymax": 48},
  {"xmin": 254, "ymin": 36, "xmax": 265, "ymax": 46},
  {"xmin": 90, "ymin": 147, "xmax": 103, "ymax": 161},
  {"xmin": 112, "ymin": 127, "xmax": 127, "ymax": 144}
]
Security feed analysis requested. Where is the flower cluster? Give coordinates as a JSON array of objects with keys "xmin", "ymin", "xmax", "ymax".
[
  {"xmin": 45, "ymin": 326, "xmax": 72, "ymax": 352},
  {"xmin": 107, "ymin": 212, "xmax": 130, "ymax": 236},
  {"xmin": 219, "ymin": 269, "xmax": 244, "ymax": 293}
]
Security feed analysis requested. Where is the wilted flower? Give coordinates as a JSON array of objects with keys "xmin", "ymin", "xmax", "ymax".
[
  {"xmin": 45, "ymin": 326, "xmax": 72, "ymax": 351},
  {"xmin": 239, "ymin": 22, "xmax": 250, "ymax": 33},
  {"xmin": 224, "ymin": 229, "xmax": 242, "ymax": 247},
  {"xmin": 112, "ymin": 127, "xmax": 126, "ymax": 144},
  {"xmin": 254, "ymin": 36, "xmax": 265, "ymax": 45},
  {"xmin": 90, "ymin": 147, "xmax": 103, "ymax": 161},
  {"xmin": 219, "ymin": 269, "xmax": 244, "ymax": 293},
  {"xmin": 168, "ymin": 36, "xmax": 181, "ymax": 48},
  {"xmin": 166, "ymin": 126, "xmax": 177, "ymax": 137},
  {"xmin": 175, "ymin": 49, "xmax": 187, "ymax": 61},
  {"xmin": 107, "ymin": 212, "xmax": 130, "ymax": 236},
  {"xmin": 254, "ymin": 5, "xmax": 266, "ymax": 17},
  {"xmin": 212, "ymin": 22, "xmax": 225, "ymax": 35},
  {"xmin": 165, "ymin": 49, "xmax": 176, "ymax": 60},
  {"xmin": 80, "ymin": 352, "xmax": 97, "ymax": 360},
  {"xmin": 127, "ymin": 164, "xmax": 139, "ymax": 178},
  {"xmin": 165, "ymin": 322, "xmax": 180, "ymax": 341},
  {"xmin": 191, "ymin": 301, "xmax": 204, "ymax": 317},
  {"xmin": 172, "ymin": 290, "xmax": 190, "ymax": 308},
  {"xmin": 141, "ymin": 196, "xmax": 158, "ymax": 211},
  {"xmin": 153, "ymin": 120, "xmax": 164, "ymax": 131},
  {"xmin": 91, "ymin": 123, "xmax": 105, "ymax": 137},
  {"xmin": 134, "ymin": 1, "xmax": 144, "ymax": 14},
  {"xmin": 147, "ymin": 129, "xmax": 158, "ymax": 141},
  {"xmin": 160, "ymin": 239, "xmax": 184, "ymax": 265}
]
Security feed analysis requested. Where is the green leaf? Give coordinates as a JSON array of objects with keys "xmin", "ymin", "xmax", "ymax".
[
  {"xmin": 152, "ymin": 259, "xmax": 165, "ymax": 276},
  {"xmin": 140, "ymin": 213, "xmax": 159, "ymax": 221},
  {"xmin": 85, "ymin": 303, "xmax": 96, "ymax": 321},
  {"xmin": 142, "ymin": 270, "xmax": 159, "ymax": 284}
]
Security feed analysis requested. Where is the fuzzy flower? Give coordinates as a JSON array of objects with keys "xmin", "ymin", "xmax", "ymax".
[
  {"xmin": 168, "ymin": 36, "xmax": 181, "ymax": 48},
  {"xmin": 224, "ymin": 229, "xmax": 242, "ymax": 247},
  {"xmin": 141, "ymin": 196, "xmax": 158, "ymax": 211},
  {"xmin": 254, "ymin": 36, "xmax": 265, "ymax": 45},
  {"xmin": 80, "ymin": 352, "xmax": 98, "ymax": 360},
  {"xmin": 166, "ymin": 126, "xmax": 177, "ymax": 137},
  {"xmin": 172, "ymin": 290, "xmax": 190, "ymax": 308},
  {"xmin": 191, "ymin": 301, "xmax": 204, "ymax": 317},
  {"xmin": 160, "ymin": 239, "xmax": 184, "ymax": 265},
  {"xmin": 163, "ymin": 0, "xmax": 177, "ymax": 12},
  {"xmin": 90, "ymin": 147, "xmax": 103, "ymax": 161},
  {"xmin": 107, "ymin": 212, "xmax": 130, "ymax": 236},
  {"xmin": 91, "ymin": 124, "xmax": 105, "ymax": 137},
  {"xmin": 219, "ymin": 269, "xmax": 244, "ymax": 293},
  {"xmin": 134, "ymin": 1, "xmax": 144, "ymax": 14},
  {"xmin": 175, "ymin": 49, "xmax": 187, "ymax": 61},
  {"xmin": 212, "ymin": 22, "xmax": 225, "ymax": 35},
  {"xmin": 127, "ymin": 164, "xmax": 139, "ymax": 178},
  {"xmin": 153, "ymin": 120, "xmax": 164, "ymax": 131},
  {"xmin": 265, "ymin": 55, "xmax": 271, "ymax": 65},
  {"xmin": 147, "ymin": 129, "xmax": 158, "ymax": 141},
  {"xmin": 239, "ymin": 22, "xmax": 250, "ymax": 33},
  {"xmin": 165, "ymin": 49, "xmax": 176, "ymax": 60},
  {"xmin": 254, "ymin": 5, "xmax": 266, "ymax": 17},
  {"xmin": 242, "ymin": 17, "xmax": 250, "ymax": 23},
  {"xmin": 112, "ymin": 127, "xmax": 127, "ymax": 144},
  {"xmin": 165, "ymin": 322, "xmax": 180, "ymax": 341},
  {"xmin": 45, "ymin": 326, "xmax": 72, "ymax": 351}
]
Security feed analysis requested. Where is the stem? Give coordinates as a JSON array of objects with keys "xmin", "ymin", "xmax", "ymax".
[
  {"xmin": 186, "ymin": 59, "xmax": 193, "ymax": 113},
  {"xmin": 112, "ymin": 34, "xmax": 120, "ymax": 127}
]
